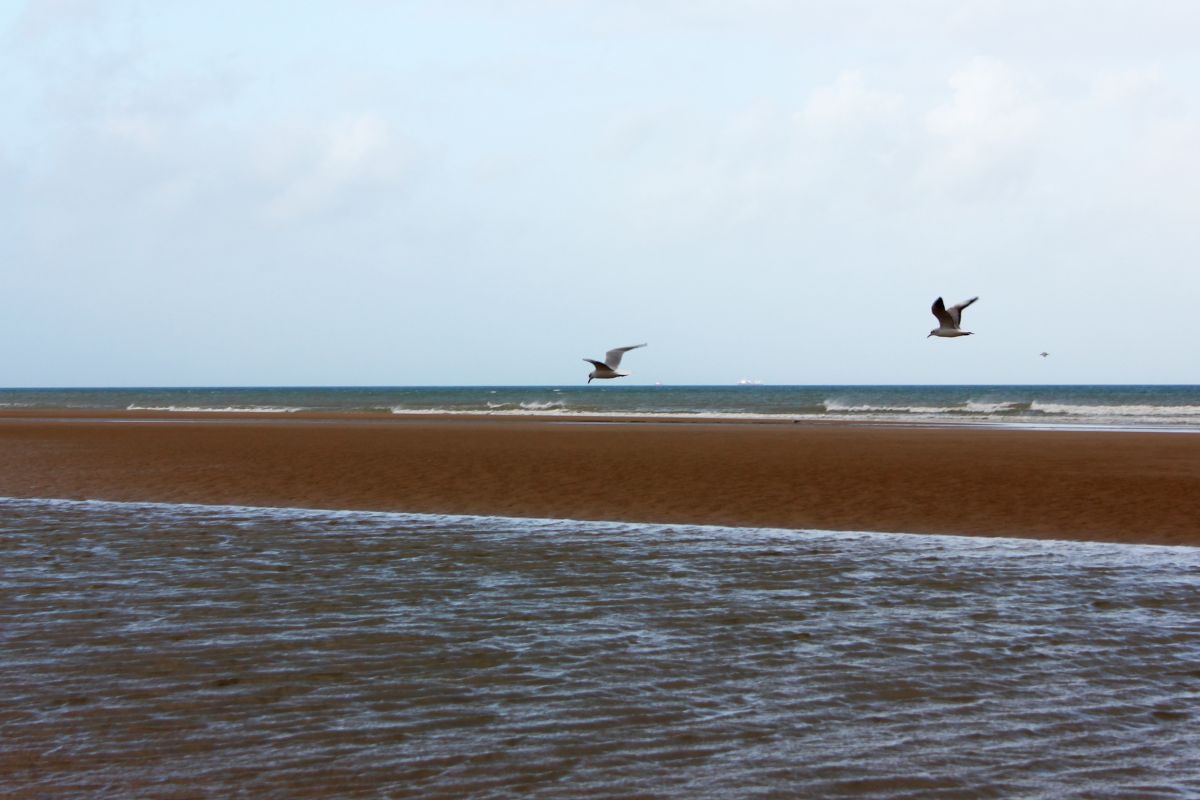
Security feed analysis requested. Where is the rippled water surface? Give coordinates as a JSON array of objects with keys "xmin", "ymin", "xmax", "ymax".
[{"xmin": 2, "ymin": 498, "xmax": 1199, "ymax": 798}]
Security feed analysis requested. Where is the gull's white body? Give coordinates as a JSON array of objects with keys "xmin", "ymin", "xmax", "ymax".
[
  {"xmin": 584, "ymin": 344, "xmax": 646, "ymax": 383},
  {"xmin": 928, "ymin": 296, "xmax": 978, "ymax": 338}
]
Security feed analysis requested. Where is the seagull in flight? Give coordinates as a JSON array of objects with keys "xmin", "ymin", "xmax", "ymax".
[
  {"xmin": 1040, "ymin": 352, "xmax": 1050, "ymax": 358},
  {"xmin": 928, "ymin": 296, "xmax": 978, "ymax": 338},
  {"xmin": 584, "ymin": 344, "xmax": 646, "ymax": 383}
]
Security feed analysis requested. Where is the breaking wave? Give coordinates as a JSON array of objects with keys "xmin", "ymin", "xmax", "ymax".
[
  {"xmin": 0, "ymin": 386, "xmax": 1193, "ymax": 430},
  {"xmin": 1030, "ymin": 402, "xmax": 1200, "ymax": 417},
  {"xmin": 125, "ymin": 405, "xmax": 305, "ymax": 413},
  {"xmin": 821, "ymin": 399, "xmax": 1031, "ymax": 416}
]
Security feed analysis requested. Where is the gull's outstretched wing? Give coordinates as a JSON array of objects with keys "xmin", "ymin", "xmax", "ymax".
[
  {"xmin": 583, "ymin": 359, "xmax": 607, "ymax": 369},
  {"xmin": 948, "ymin": 297, "xmax": 978, "ymax": 327},
  {"xmin": 931, "ymin": 297, "xmax": 954, "ymax": 328},
  {"xmin": 604, "ymin": 343, "xmax": 647, "ymax": 369}
]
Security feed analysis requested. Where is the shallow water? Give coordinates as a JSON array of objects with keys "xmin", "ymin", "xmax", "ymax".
[{"xmin": 2, "ymin": 498, "xmax": 1199, "ymax": 798}]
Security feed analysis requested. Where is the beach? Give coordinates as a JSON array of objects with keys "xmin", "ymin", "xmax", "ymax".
[{"xmin": 2, "ymin": 410, "xmax": 1197, "ymax": 545}]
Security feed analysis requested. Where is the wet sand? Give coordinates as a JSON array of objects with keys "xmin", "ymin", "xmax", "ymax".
[{"xmin": 1, "ymin": 410, "xmax": 1198, "ymax": 545}]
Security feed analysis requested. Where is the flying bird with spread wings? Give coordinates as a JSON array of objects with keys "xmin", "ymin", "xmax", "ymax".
[
  {"xmin": 584, "ymin": 344, "xmax": 646, "ymax": 383},
  {"xmin": 928, "ymin": 296, "xmax": 978, "ymax": 338}
]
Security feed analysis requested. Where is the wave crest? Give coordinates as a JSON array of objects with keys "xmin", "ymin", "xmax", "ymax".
[
  {"xmin": 126, "ymin": 405, "xmax": 304, "ymax": 413},
  {"xmin": 1030, "ymin": 402, "xmax": 1200, "ymax": 417}
]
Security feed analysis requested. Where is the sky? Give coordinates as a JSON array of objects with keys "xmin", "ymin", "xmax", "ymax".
[{"xmin": 2, "ymin": 0, "xmax": 1198, "ymax": 386}]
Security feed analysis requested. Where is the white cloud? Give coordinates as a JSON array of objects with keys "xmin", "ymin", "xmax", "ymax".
[
  {"xmin": 261, "ymin": 114, "xmax": 414, "ymax": 221},
  {"xmin": 923, "ymin": 58, "xmax": 1041, "ymax": 190},
  {"xmin": 1135, "ymin": 118, "xmax": 1200, "ymax": 216},
  {"xmin": 100, "ymin": 113, "xmax": 165, "ymax": 151},
  {"xmin": 10, "ymin": 0, "xmax": 110, "ymax": 43},
  {"xmin": 799, "ymin": 70, "xmax": 902, "ymax": 132},
  {"xmin": 1088, "ymin": 65, "xmax": 1166, "ymax": 110}
]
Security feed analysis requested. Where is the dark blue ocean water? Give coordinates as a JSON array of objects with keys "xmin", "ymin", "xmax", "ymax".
[{"xmin": 3, "ymin": 385, "xmax": 1200, "ymax": 428}]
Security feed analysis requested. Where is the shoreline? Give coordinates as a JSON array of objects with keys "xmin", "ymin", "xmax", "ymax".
[
  {"xmin": 1, "ymin": 406, "xmax": 1198, "ymax": 434},
  {"xmin": 8, "ymin": 495, "xmax": 1197, "ymax": 551},
  {"xmin": 2, "ymin": 410, "xmax": 1198, "ymax": 546}
]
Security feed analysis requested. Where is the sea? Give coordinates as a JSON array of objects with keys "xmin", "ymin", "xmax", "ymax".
[
  {"xmin": 3, "ymin": 386, "xmax": 1199, "ymax": 797},
  {"xmin": 3, "ymin": 383, "xmax": 1200, "ymax": 429}
]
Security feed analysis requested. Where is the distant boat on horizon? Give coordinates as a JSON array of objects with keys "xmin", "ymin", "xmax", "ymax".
[{"xmin": 736, "ymin": 378, "xmax": 763, "ymax": 386}]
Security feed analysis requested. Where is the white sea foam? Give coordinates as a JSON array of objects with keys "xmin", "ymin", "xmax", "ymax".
[
  {"xmin": 6, "ymin": 495, "xmax": 1196, "ymax": 554},
  {"xmin": 380, "ymin": 403, "xmax": 1200, "ymax": 429},
  {"xmin": 103, "ymin": 394, "xmax": 1200, "ymax": 429},
  {"xmin": 126, "ymin": 405, "xmax": 305, "ymax": 413},
  {"xmin": 1031, "ymin": 402, "xmax": 1200, "ymax": 417},
  {"xmin": 482, "ymin": 400, "xmax": 565, "ymax": 411},
  {"xmin": 519, "ymin": 400, "xmax": 565, "ymax": 411},
  {"xmin": 824, "ymin": 399, "xmax": 1031, "ymax": 416},
  {"xmin": 390, "ymin": 400, "xmax": 578, "ymax": 417},
  {"xmin": 823, "ymin": 400, "xmax": 959, "ymax": 414},
  {"xmin": 387, "ymin": 406, "xmax": 794, "ymax": 420},
  {"xmin": 964, "ymin": 400, "xmax": 1025, "ymax": 413}
]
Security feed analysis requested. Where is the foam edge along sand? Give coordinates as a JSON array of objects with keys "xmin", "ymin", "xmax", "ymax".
[{"xmin": 5, "ymin": 496, "xmax": 1199, "ymax": 555}]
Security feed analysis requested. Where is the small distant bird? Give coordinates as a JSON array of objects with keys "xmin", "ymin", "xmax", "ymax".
[
  {"xmin": 1040, "ymin": 352, "xmax": 1049, "ymax": 358},
  {"xmin": 584, "ymin": 344, "xmax": 646, "ymax": 383},
  {"xmin": 928, "ymin": 296, "xmax": 978, "ymax": 338}
]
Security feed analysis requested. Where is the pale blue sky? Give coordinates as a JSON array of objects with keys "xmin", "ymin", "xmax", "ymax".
[{"xmin": 3, "ymin": 1, "xmax": 1198, "ymax": 386}]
